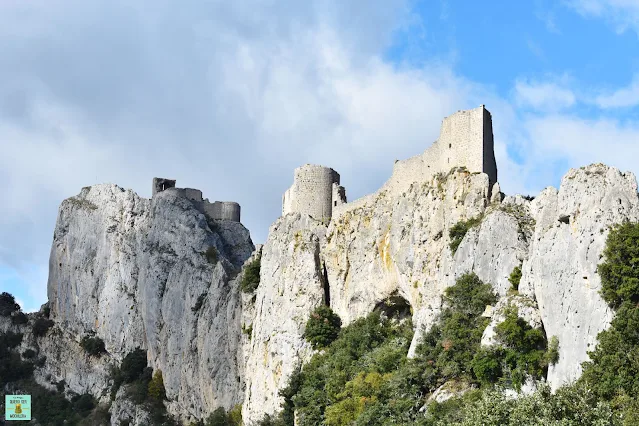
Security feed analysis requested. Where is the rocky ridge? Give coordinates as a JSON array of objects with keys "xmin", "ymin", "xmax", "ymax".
[{"xmin": 20, "ymin": 161, "xmax": 639, "ymax": 425}]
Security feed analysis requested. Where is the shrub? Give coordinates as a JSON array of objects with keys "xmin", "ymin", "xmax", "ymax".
[
  {"xmin": 471, "ymin": 347, "xmax": 503, "ymax": 385},
  {"xmin": 449, "ymin": 215, "xmax": 483, "ymax": 254},
  {"xmin": 293, "ymin": 311, "xmax": 414, "ymax": 426},
  {"xmin": 12, "ymin": 311, "xmax": 28, "ymax": 325},
  {"xmin": 32, "ymin": 317, "xmax": 55, "ymax": 337},
  {"xmin": 545, "ymin": 336, "xmax": 559, "ymax": 365},
  {"xmin": 120, "ymin": 348, "xmax": 148, "ymax": 383},
  {"xmin": 0, "ymin": 292, "xmax": 20, "ymax": 316},
  {"xmin": 22, "ymin": 349, "xmax": 37, "ymax": 359},
  {"xmin": 580, "ymin": 222, "xmax": 639, "ymax": 402},
  {"xmin": 205, "ymin": 406, "xmax": 242, "ymax": 426},
  {"xmin": 80, "ymin": 335, "xmax": 107, "ymax": 357},
  {"xmin": 597, "ymin": 221, "xmax": 639, "ymax": 308},
  {"xmin": 205, "ymin": 246, "xmax": 218, "ymax": 264},
  {"xmin": 492, "ymin": 306, "xmax": 549, "ymax": 389},
  {"xmin": 241, "ymin": 255, "xmax": 261, "ymax": 293},
  {"xmin": 304, "ymin": 305, "xmax": 342, "ymax": 349},
  {"xmin": 1, "ymin": 331, "xmax": 24, "ymax": 349},
  {"xmin": 148, "ymin": 370, "xmax": 166, "ymax": 400},
  {"xmin": 508, "ymin": 266, "xmax": 522, "ymax": 292}
]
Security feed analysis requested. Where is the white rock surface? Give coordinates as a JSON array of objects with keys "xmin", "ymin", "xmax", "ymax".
[
  {"xmin": 242, "ymin": 214, "xmax": 327, "ymax": 424},
  {"xmin": 47, "ymin": 184, "xmax": 255, "ymax": 422},
  {"xmin": 520, "ymin": 164, "xmax": 639, "ymax": 388},
  {"xmin": 33, "ymin": 163, "xmax": 639, "ymax": 423}
]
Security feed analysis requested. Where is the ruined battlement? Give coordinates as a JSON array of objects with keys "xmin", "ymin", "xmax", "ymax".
[
  {"xmin": 152, "ymin": 178, "xmax": 241, "ymax": 222},
  {"xmin": 383, "ymin": 105, "xmax": 497, "ymax": 194},
  {"xmin": 282, "ymin": 164, "xmax": 347, "ymax": 220},
  {"xmin": 283, "ymin": 105, "xmax": 498, "ymax": 221}
]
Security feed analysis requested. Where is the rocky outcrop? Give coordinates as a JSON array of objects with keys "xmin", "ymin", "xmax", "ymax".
[
  {"xmin": 243, "ymin": 164, "xmax": 639, "ymax": 421},
  {"xmin": 242, "ymin": 214, "xmax": 327, "ymax": 424},
  {"xmin": 519, "ymin": 164, "xmax": 639, "ymax": 388},
  {"xmin": 46, "ymin": 184, "xmax": 254, "ymax": 422},
  {"xmin": 34, "ymin": 161, "xmax": 639, "ymax": 424}
]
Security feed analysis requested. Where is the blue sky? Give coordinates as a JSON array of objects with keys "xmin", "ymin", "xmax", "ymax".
[{"xmin": 1, "ymin": 0, "xmax": 639, "ymax": 312}]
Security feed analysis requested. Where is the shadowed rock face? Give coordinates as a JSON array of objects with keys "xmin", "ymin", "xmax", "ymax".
[{"xmin": 47, "ymin": 184, "xmax": 254, "ymax": 423}]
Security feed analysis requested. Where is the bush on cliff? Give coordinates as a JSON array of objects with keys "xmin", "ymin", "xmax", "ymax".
[
  {"xmin": 0, "ymin": 291, "xmax": 20, "ymax": 316},
  {"xmin": 32, "ymin": 317, "xmax": 55, "ymax": 337},
  {"xmin": 449, "ymin": 215, "xmax": 483, "ymax": 254},
  {"xmin": 303, "ymin": 305, "xmax": 342, "ymax": 349},
  {"xmin": 241, "ymin": 254, "xmax": 262, "ymax": 293},
  {"xmin": 80, "ymin": 335, "xmax": 107, "ymax": 357}
]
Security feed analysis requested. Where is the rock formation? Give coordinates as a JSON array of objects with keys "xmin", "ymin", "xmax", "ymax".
[
  {"xmin": 46, "ymin": 184, "xmax": 254, "ymax": 423},
  {"xmin": 11, "ymin": 107, "xmax": 638, "ymax": 424}
]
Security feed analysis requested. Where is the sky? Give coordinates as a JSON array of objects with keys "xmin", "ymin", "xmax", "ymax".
[{"xmin": 1, "ymin": 0, "xmax": 639, "ymax": 312}]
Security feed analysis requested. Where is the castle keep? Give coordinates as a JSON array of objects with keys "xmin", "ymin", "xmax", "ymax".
[
  {"xmin": 282, "ymin": 165, "xmax": 347, "ymax": 220},
  {"xmin": 152, "ymin": 177, "xmax": 241, "ymax": 222},
  {"xmin": 384, "ymin": 105, "xmax": 497, "ymax": 194},
  {"xmin": 281, "ymin": 105, "xmax": 497, "ymax": 220}
]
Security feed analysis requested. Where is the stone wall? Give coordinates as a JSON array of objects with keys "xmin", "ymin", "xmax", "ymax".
[
  {"xmin": 382, "ymin": 105, "xmax": 497, "ymax": 195},
  {"xmin": 200, "ymin": 201, "xmax": 241, "ymax": 222},
  {"xmin": 152, "ymin": 178, "xmax": 241, "ymax": 222},
  {"xmin": 282, "ymin": 165, "xmax": 343, "ymax": 220}
]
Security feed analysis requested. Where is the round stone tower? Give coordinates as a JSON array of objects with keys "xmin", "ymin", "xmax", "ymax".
[{"xmin": 282, "ymin": 164, "xmax": 345, "ymax": 220}]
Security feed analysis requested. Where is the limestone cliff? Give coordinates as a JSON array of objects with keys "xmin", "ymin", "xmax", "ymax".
[
  {"xmin": 46, "ymin": 184, "xmax": 254, "ymax": 423},
  {"xmin": 243, "ymin": 163, "xmax": 639, "ymax": 422},
  {"xmin": 22, "ymin": 162, "xmax": 639, "ymax": 425}
]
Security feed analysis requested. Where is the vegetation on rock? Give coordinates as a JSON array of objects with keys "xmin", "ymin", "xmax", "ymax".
[
  {"xmin": 449, "ymin": 216, "xmax": 483, "ymax": 254},
  {"xmin": 32, "ymin": 317, "xmax": 55, "ymax": 337},
  {"xmin": 241, "ymin": 254, "xmax": 262, "ymax": 293},
  {"xmin": 80, "ymin": 335, "xmax": 107, "ymax": 357},
  {"xmin": 303, "ymin": 305, "xmax": 342, "ymax": 349},
  {"xmin": 508, "ymin": 266, "xmax": 522, "ymax": 292},
  {"xmin": 0, "ymin": 291, "xmax": 20, "ymax": 316}
]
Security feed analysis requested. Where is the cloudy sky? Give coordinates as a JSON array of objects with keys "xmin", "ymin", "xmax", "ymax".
[{"xmin": 2, "ymin": 0, "xmax": 639, "ymax": 311}]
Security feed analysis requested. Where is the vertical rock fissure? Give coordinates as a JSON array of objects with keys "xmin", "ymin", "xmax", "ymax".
[{"xmin": 322, "ymin": 262, "xmax": 331, "ymax": 306}]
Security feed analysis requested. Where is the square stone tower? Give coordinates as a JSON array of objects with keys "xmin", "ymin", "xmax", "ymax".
[{"xmin": 385, "ymin": 105, "xmax": 497, "ymax": 193}]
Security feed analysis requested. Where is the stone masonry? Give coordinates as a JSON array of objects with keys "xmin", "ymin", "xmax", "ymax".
[
  {"xmin": 332, "ymin": 105, "xmax": 498, "ymax": 218},
  {"xmin": 283, "ymin": 105, "xmax": 498, "ymax": 221},
  {"xmin": 152, "ymin": 178, "xmax": 241, "ymax": 222},
  {"xmin": 282, "ymin": 165, "xmax": 347, "ymax": 220},
  {"xmin": 384, "ymin": 105, "xmax": 497, "ymax": 193}
]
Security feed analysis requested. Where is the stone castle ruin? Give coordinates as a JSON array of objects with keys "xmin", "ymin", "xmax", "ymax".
[
  {"xmin": 282, "ymin": 105, "xmax": 497, "ymax": 220},
  {"xmin": 282, "ymin": 165, "xmax": 347, "ymax": 220},
  {"xmin": 153, "ymin": 177, "xmax": 241, "ymax": 222}
]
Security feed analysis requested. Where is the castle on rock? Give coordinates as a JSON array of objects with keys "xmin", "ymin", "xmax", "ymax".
[{"xmin": 282, "ymin": 105, "xmax": 498, "ymax": 221}]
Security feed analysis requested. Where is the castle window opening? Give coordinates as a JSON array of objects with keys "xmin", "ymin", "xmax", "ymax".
[
  {"xmin": 449, "ymin": 143, "xmax": 452, "ymax": 148},
  {"xmin": 334, "ymin": 201, "xmax": 337, "ymax": 207}
]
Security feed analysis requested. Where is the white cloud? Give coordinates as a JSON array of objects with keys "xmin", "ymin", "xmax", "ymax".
[
  {"xmin": 2, "ymin": 0, "xmax": 639, "ymax": 310},
  {"xmin": 567, "ymin": 0, "xmax": 639, "ymax": 35},
  {"xmin": 595, "ymin": 74, "xmax": 639, "ymax": 107},
  {"xmin": 514, "ymin": 78, "xmax": 576, "ymax": 111}
]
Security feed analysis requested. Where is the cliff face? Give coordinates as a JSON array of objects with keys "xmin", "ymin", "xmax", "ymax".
[
  {"xmin": 46, "ymin": 184, "xmax": 254, "ymax": 422},
  {"xmin": 38, "ymin": 163, "xmax": 639, "ymax": 424},
  {"xmin": 243, "ymin": 164, "xmax": 639, "ymax": 422}
]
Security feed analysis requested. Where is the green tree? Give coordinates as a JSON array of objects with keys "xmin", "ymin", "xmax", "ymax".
[
  {"xmin": 80, "ymin": 335, "xmax": 107, "ymax": 356},
  {"xmin": 449, "ymin": 216, "xmax": 483, "ymax": 254},
  {"xmin": 0, "ymin": 292, "xmax": 20, "ymax": 317},
  {"xmin": 304, "ymin": 305, "xmax": 342, "ymax": 349},
  {"xmin": 241, "ymin": 255, "xmax": 262, "ymax": 293},
  {"xmin": 581, "ymin": 222, "xmax": 639, "ymax": 403},
  {"xmin": 508, "ymin": 266, "xmax": 522, "ymax": 292},
  {"xmin": 148, "ymin": 370, "xmax": 166, "ymax": 400},
  {"xmin": 597, "ymin": 221, "xmax": 639, "ymax": 308}
]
